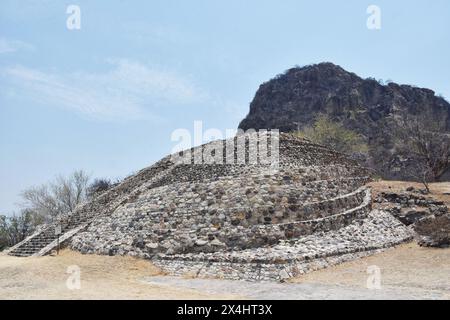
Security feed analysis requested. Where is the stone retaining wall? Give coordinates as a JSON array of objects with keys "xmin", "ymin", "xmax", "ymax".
[
  {"xmin": 71, "ymin": 178, "xmax": 370, "ymax": 256},
  {"xmin": 152, "ymin": 210, "xmax": 413, "ymax": 281}
]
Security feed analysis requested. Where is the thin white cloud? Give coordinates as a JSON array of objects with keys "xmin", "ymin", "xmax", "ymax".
[
  {"xmin": 2, "ymin": 59, "xmax": 208, "ymax": 121},
  {"xmin": 121, "ymin": 22, "xmax": 192, "ymax": 45},
  {"xmin": 0, "ymin": 38, "xmax": 35, "ymax": 54}
]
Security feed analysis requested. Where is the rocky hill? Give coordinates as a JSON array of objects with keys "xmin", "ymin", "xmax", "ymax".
[{"xmin": 238, "ymin": 62, "xmax": 450, "ymax": 180}]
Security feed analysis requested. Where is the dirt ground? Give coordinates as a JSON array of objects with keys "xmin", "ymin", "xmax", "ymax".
[
  {"xmin": 290, "ymin": 243, "xmax": 450, "ymax": 298},
  {"xmin": 1, "ymin": 243, "xmax": 449, "ymax": 300},
  {"xmin": 0, "ymin": 249, "xmax": 240, "ymax": 300}
]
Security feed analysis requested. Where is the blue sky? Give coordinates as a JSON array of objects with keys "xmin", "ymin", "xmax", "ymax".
[{"xmin": 1, "ymin": 0, "xmax": 449, "ymax": 214}]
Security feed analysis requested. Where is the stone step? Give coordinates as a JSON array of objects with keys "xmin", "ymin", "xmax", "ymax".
[
  {"xmin": 19, "ymin": 241, "xmax": 54, "ymax": 245},
  {"xmin": 8, "ymin": 216, "xmax": 90, "ymax": 257},
  {"xmin": 11, "ymin": 251, "xmax": 37, "ymax": 254}
]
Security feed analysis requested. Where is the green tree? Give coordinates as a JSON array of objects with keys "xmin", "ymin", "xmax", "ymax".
[{"xmin": 295, "ymin": 114, "xmax": 368, "ymax": 155}]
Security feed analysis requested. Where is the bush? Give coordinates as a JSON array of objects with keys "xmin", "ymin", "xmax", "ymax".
[{"xmin": 295, "ymin": 114, "xmax": 368, "ymax": 155}]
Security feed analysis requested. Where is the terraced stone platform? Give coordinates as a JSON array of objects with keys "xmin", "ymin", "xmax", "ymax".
[
  {"xmin": 7, "ymin": 132, "xmax": 412, "ymax": 281},
  {"xmin": 153, "ymin": 210, "xmax": 412, "ymax": 281}
]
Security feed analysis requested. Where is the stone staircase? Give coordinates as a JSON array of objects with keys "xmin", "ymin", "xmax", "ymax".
[
  {"xmin": 7, "ymin": 212, "xmax": 91, "ymax": 257},
  {"xmin": 7, "ymin": 161, "xmax": 177, "ymax": 257},
  {"xmin": 8, "ymin": 233, "xmax": 59, "ymax": 257}
]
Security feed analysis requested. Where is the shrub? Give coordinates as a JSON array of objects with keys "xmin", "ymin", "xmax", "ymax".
[{"xmin": 295, "ymin": 114, "xmax": 368, "ymax": 155}]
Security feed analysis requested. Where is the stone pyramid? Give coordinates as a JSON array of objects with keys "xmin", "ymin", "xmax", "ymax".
[{"xmin": 9, "ymin": 132, "xmax": 412, "ymax": 281}]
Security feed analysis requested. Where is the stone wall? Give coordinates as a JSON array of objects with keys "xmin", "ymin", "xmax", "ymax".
[
  {"xmin": 71, "ymin": 172, "xmax": 369, "ymax": 257},
  {"xmin": 152, "ymin": 210, "xmax": 413, "ymax": 281}
]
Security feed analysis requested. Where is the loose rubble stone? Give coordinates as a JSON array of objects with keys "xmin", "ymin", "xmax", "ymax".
[{"xmin": 374, "ymin": 191, "xmax": 448, "ymax": 227}]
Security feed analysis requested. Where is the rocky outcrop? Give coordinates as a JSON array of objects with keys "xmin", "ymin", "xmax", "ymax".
[{"xmin": 238, "ymin": 62, "xmax": 450, "ymax": 179}]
